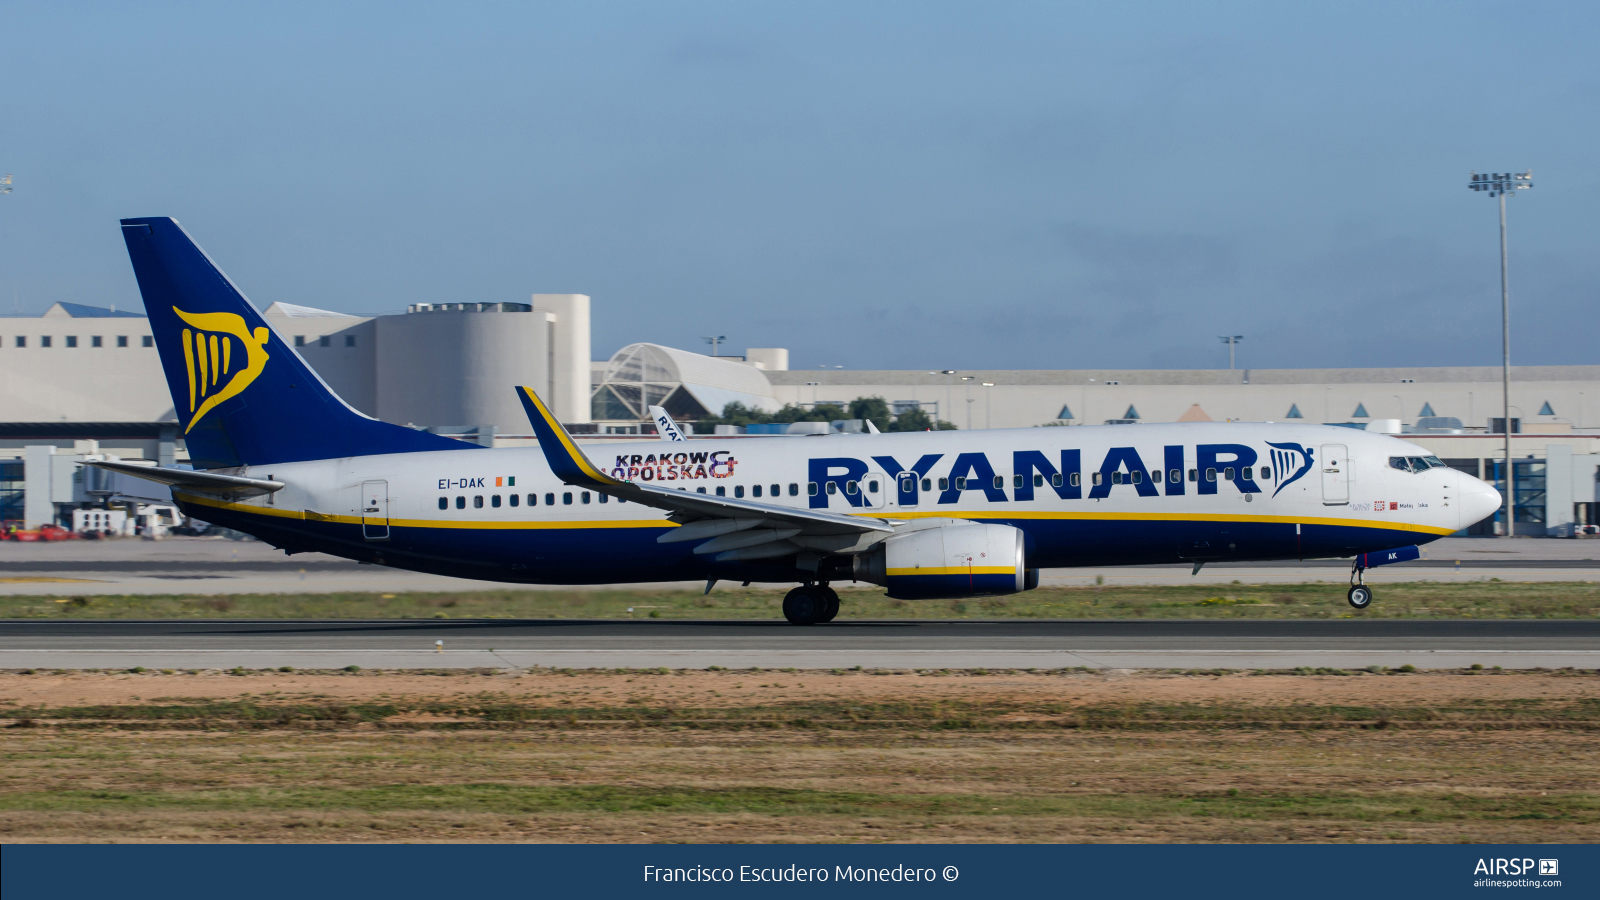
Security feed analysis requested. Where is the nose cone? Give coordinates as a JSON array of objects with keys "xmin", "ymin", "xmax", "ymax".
[{"xmin": 1460, "ymin": 475, "xmax": 1503, "ymax": 531}]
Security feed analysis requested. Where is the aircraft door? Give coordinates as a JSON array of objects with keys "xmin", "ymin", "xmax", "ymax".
[
  {"xmin": 361, "ymin": 479, "xmax": 390, "ymax": 540},
  {"xmin": 896, "ymin": 471, "xmax": 919, "ymax": 507},
  {"xmin": 1320, "ymin": 444, "xmax": 1349, "ymax": 506},
  {"xmin": 860, "ymin": 465, "xmax": 890, "ymax": 510}
]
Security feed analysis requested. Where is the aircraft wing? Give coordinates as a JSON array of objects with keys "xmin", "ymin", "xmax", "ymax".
[
  {"xmin": 84, "ymin": 460, "xmax": 284, "ymax": 496},
  {"xmin": 516, "ymin": 386, "xmax": 891, "ymax": 560}
]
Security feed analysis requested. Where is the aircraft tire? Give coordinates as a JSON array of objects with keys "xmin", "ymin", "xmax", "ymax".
[
  {"xmin": 1346, "ymin": 585, "xmax": 1373, "ymax": 610},
  {"xmin": 782, "ymin": 586, "xmax": 827, "ymax": 625},
  {"xmin": 817, "ymin": 585, "xmax": 840, "ymax": 623}
]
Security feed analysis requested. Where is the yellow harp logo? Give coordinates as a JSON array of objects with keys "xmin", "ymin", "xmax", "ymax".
[{"xmin": 173, "ymin": 307, "xmax": 271, "ymax": 433}]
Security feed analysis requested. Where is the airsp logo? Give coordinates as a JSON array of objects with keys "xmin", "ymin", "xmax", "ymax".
[{"xmin": 174, "ymin": 307, "xmax": 271, "ymax": 433}]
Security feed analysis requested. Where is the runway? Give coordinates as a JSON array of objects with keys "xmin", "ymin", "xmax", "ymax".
[
  {"xmin": 5, "ymin": 618, "xmax": 1596, "ymax": 671},
  {"xmin": 3, "ymin": 536, "xmax": 1598, "ymax": 596}
]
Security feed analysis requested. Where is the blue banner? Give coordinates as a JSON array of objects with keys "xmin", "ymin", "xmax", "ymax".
[{"xmin": 3, "ymin": 844, "xmax": 1593, "ymax": 899}]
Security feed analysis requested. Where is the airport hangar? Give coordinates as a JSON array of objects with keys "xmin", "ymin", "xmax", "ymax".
[{"xmin": 2, "ymin": 298, "xmax": 1596, "ymax": 535}]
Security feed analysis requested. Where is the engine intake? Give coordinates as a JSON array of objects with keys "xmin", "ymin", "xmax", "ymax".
[{"xmin": 855, "ymin": 523, "xmax": 1032, "ymax": 600}]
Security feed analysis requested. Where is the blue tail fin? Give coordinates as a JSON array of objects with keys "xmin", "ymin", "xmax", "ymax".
[{"xmin": 120, "ymin": 217, "xmax": 476, "ymax": 468}]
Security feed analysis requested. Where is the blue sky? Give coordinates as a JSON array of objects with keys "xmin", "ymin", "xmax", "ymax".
[{"xmin": 1, "ymin": 1, "xmax": 1595, "ymax": 370}]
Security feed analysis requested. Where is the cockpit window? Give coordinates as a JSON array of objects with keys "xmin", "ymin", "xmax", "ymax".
[
  {"xmin": 1392, "ymin": 456, "xmax": 1439, "ymax": 473},
  {"xmin": 1423, "ymin": 456, "xmax": 1445, "ymax": 469},
  {"xmin": 1390, "ymin": 457, "xmax": 1410, "ymax": 472}
]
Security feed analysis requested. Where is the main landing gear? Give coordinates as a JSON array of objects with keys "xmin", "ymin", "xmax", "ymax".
[
  {"xmin": 1347, "ymin": 559, "xmax": 1373, "ymax": 610},
  {"xmin": 782, "ymin": 583, "xmax": 840, "ymax": 625}
]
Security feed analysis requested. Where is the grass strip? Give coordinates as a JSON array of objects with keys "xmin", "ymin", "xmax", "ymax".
[
  {"xmin": 3, "ymin": 580, "xmax": 1597, "ymax": 620},
  {"xmin": 1, "ymin": 783, "xmax": 1594, "ymax": 825}
]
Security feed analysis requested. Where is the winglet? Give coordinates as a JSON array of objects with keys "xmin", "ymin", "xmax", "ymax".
[
  {"xmin": 647, "ymin": 405, "xmax": 688, "ymax": 442},
  {"xmin": 516, "ymin": 386, "xmax": 624, "ymax": 489}
]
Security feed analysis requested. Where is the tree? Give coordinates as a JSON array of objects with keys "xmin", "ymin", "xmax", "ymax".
[{"xmin": 848, "ymin": 397, "xmax": 892, "ymax": 433}]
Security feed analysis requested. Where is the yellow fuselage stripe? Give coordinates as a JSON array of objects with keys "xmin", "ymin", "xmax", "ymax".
[
  {"xmin": 887, "ymin": 566, "xmax": 1016, "ymax": 576},
  {"xmin": 177, "ymin": 493, "xmax": 1451, "ymax": 536}
]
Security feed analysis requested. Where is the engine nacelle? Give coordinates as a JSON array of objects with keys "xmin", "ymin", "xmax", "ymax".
[{"xmin": 855, "ymin": 523, "xmax": 1034, "ymax": 600}]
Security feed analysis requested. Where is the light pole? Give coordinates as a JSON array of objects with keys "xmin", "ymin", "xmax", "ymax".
[
  {"xmin": 961, "ymin": 376, "xmax": 975, "ymax": 430},
  {"xmin": 1470, "ymin": 170, "xmax": 1533, "ymax": 536},
  {"xmin": 701, "ymin": 335, "xmax": 727, "ymax": 356},
  {"xmin": 1219, "ymin": 335, "xmax": 1243, "ymax": 370},
  {"xmin": 940, "ymin": 370, "xmax": 956, "ymax": 428},
  {"xmin": 982, "ymin": 382, "xmax": 995, "ymax": 429}
]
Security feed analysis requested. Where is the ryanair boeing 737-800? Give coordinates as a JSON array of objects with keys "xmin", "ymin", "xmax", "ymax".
[{"xmin": 93, "ymin": 218, "xmax": 1503, "ymax": 624}]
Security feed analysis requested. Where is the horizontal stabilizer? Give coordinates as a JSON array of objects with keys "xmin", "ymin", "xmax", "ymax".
[{"xmin": 85, "ymin": 460, "xmax": 283, "ymax": 497}]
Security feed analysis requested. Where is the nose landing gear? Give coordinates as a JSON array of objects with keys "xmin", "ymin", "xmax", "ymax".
[
  {"xmin": 1347, "ymin": 560, "xmax": 1373, "ymax": 609},
  {"xmin": 782, "ymin": 583, "xmax": 841, "ymax": 625}
]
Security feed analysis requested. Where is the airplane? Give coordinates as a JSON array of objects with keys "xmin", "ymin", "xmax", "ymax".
[{"xmin": 93, "ymin": 217, "xmax": 1504, "ymax": 624}]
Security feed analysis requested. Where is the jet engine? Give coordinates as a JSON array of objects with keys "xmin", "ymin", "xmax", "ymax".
[{"xmin": 854, "ymin": 523, "xmax": 1036, "ymax": 600}]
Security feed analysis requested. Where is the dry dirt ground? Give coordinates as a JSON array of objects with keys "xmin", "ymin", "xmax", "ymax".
[{"xmin": 2, "ymin": 667, "xmax": 1596, "ymax": 844}]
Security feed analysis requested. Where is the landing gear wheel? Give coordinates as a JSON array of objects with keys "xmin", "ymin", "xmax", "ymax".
[
  {"xmin": 782, "ymin": 586, "xmax": 827, "ymax": 625},
  {"xmin": 1347, "ymin": 585, "xmax": 1373, "ymax": 609},
  {"xmin": 816, "ymin": 585, "xmax": 840, "ymax": 623}
]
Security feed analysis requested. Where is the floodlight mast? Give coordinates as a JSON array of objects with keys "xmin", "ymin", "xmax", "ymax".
[
  {"xmin": 701, "ymin": 335, "xmax": 727, "ymax": 357},
  {"xmin": 1469, "ymin": 170, "xmax": 1532, "ymax": 537},
  {"xmin": 1219, "ymin": 335, "xmax": 1243, "ymax": 370}
]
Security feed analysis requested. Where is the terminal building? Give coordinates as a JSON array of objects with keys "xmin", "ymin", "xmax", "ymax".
[{"xmin": 2, "ymin": 299, "xmax": 1596, "ymax": 535}]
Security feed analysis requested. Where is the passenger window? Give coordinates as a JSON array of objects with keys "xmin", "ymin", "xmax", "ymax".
[
  {"xmin": 1131, "ymin": 470, "xmax": 1142, "ymax": 484},
  {"xmin": 1260, "ymin": 467, "xmax": 1272, "ymax": 480},
  {"xmin": 1069, "ymin": 473, "xmax": 1079, "ymax": 487},
  {"xmin": 1092, "ymin": 472, "xmax": 1103, "ymax": 486},
  {"xmin": 456, "ymin": 496, "xmax": 465, "ymax": 509},
  {"xmin": 582, "ymin": 492, "xmax": 591, "ymax": 504},
  {"xmin": 992, "ymin": 476, "xmax": 1003, "ymax": 489},
  {"xmin": 1170, "ymin": 469, "xmax": 1181, "ymax": 483},
  {"xmin": 735, "ymin": 485, "xmax": 745, "ymax": 498},
  {"xmin": 563, "ymin": 492, "xmax": 573, "ymax": 505},
  {"xmin": 1224, "ymin": 467, "xmax": 1235, "ymax": 481},
  {"xmin": 1014, "ymin": 474, "xmax": 1024, "ymax": 488},
  {"xmin": 1205, "ymin": 468, "xmax": 1217, "ymax": 482},
  {"xmin": 868, "ymin": 479, "xmax": 878, "ymax": 493},
  {"xmin": 825, "ymin": 482, "xmax": 837, "ymax": 495},
  {"xmin": 509, "ymin": 494, "xmax": 519, "ymax": 507},
  {"xmin": 922, "ymin": 478, "xmax": 932, "ymax": 491},
  {"xmin": 1151, "ymin": 470, "xmax": 1162, "ymax": 483},
  {"xmin": 474, "ymin": 495, "xmax": 484, "ymax": 508},
  {"xmin": 954, "ymin": 476, "xmax": 966, "ymax": 490},
  {"xmin": 752, "ymin": 485, "xmax": 762, "ymax": 498},
  {"xmin": 845, "ymin": 480, "xmax": 858, "ymax": 495},
  {"xmin": 545, "ymin": 493, "xmax": 555, "ymax": 506},
  {"xmin": 1111, "ymin": 472, "xmax": 1122, "ymax": 485},
  {"xmin": 716, "ymin": 486, "xmax": 726, "ymax": 497},
  {"xmin": 790, "ymin": 483, "xmax": 800, "ymax": 496},
  {"xmin": 1050, "ymin": 473, "xmax": 1061, "ymax": 488},
  {"xmin": 528, "ymin": 494, "xmax": 537, "ymax": 506},
  {"xmin": 598, "ymin": 493, "xmax": 608, "ymax": 503},
  {"xmin": 772, "ymin": 484, "xmax": 781, "ymax": 496},
  {"xmin": 697, "ymin": 487, "xmax": 707, "ymax": 494},
  {"xmin": 491, "ymin": 494, "xmax": 502, "ymax": 508},
  {"xmin": 438, "ymin": 497, "xmax": 447, "ymax": 510},
  {"xmin": 1189, "ymin": 469, "xmax": 1197, "ymax": 482},
  {"xmin": 938, "ymin": 478, "xmax": 948, "ymax": 491}
]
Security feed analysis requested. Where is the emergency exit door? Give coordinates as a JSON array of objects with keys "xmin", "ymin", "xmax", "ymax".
[
  {"xmin": 1320, "ymin": 444, "xmax": 1349, "ymax": 505},
  {"xmin": 361, "ymin": 480, "xmax": 390, "ymax": 540}
]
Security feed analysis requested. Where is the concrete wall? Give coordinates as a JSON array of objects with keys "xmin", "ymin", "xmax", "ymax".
[
  {"xmin": 376, "ymin": 307, "xmax": 556, "ymax": 433},
  {"xmin": 0, "ymin": 320, "xmax": 171, "ymax": 422},
  {"xmin": 531, "ymin": 294, "xmax": 591, "ymax": 424},
  {"xmin": 766, "ymin": 366, "xmax": 1600, "ymax": 433}
]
